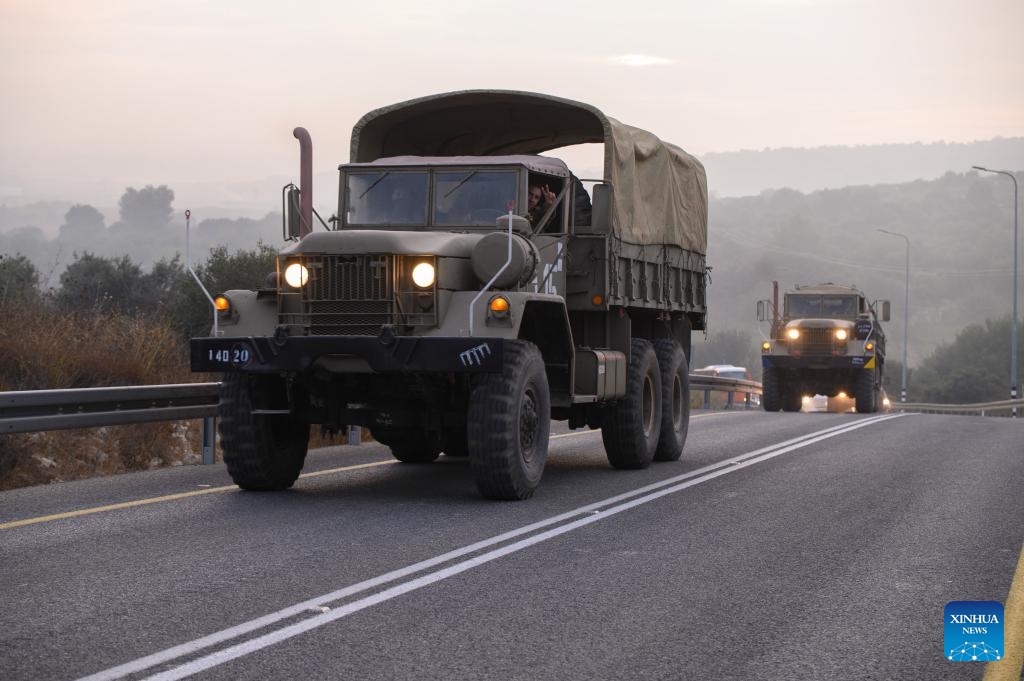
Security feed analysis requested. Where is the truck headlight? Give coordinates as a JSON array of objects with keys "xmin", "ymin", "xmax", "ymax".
[
  {"xmin": 284, "ymin": 263, "xmax": 309, "ymax": 288},
  {"xmin": 411, "ymin": 262, "xmax": 435, "ymax": 288},
  {"xmin": 787, "ymin": 328, "xmax": 800, "ymax": 340},
  {"xmin": 835, "ymin": 329, "xmax": 848, "ymax": 341}
]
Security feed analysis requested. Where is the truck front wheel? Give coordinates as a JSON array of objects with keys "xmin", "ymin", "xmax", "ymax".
[
  {"xmin": 602, "ymin": 339, "xmax": 662, "ymax": 469},
  {"xmin": 467, "ymin": 340, "xmax": 550, "ymax": 500},
  {"xmin": 855, "ymin": 368, "xmax": 879, "ymax": 413},
  {"xmin": 653, "ymin": 339, "xmax": 689, "ymax": 461},
  {"xmin": 762, "ymin": 366, "xmax": 782, "ymax": 412},
  {"xmin": 218, "ymin": 374, "xmax": 309, "ymax": 490}
]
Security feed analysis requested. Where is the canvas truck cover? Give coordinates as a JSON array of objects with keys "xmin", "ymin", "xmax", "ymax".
[{"xmin": 350, "ymin": 90, "xmax": 708, "ymax": 255}]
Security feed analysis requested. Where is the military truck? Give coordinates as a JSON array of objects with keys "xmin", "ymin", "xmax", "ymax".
[
  {"xmin": 756, "ymin": 283, "xmax": 889, "ymax": 414},
  {"xmin": 190, "ymin": 90, "xmax": 709, "ymax": 500}
]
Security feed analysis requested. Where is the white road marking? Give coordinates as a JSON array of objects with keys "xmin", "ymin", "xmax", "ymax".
[{"xmin": 76, "ymin": 413, "xmax": 907, "ymax": 681}]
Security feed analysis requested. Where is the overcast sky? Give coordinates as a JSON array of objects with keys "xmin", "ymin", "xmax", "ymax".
[{"xmin": 1, "ymin": 0, "xmax": 1022, "ymax": 204}]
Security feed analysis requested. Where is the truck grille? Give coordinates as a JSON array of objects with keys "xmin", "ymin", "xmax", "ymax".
[
  {"xmin": 278, "ymin": 254, "xmax": 437, "ymax": 336},
  {"xmin": 792, "ymin": 328, "xmax": 837, "ymax": 357}
]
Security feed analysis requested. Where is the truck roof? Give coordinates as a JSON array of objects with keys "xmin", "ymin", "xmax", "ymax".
[
  {"xmin": 790, "ymin": 283, "xmax": 862, "ymax": 295},
  {"xmin": 349, "ymin": 89, "xmax": 707, "ymax": 255},
  {"xmin": 341, "ymin": 154, "xmax": 570, "ymax": 178}
]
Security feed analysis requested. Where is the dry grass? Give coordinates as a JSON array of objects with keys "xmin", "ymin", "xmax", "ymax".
[
  {"xmin": 0, "ymin": 302, "xmax": 378, "ymax": 491},
  {"xmin": 0, "ymin": 301, "xmax": 203, "ymax": 490}
]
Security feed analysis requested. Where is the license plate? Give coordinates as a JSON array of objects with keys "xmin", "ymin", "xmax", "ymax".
[{"xmin": 205, "ymin": 342, "xmax": 254, "ymax": 368}]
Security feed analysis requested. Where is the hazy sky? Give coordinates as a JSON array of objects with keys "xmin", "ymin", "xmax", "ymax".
[{"xmin": 2, "ymin": 0, "xmax": 1022, "ymax": 203}]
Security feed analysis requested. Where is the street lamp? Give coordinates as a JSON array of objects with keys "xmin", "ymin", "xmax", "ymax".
[
  {"xmin": 878, "ymin": 229, "xmax": 910, "ymax": 402},
  {"xmin": 972, "ymin": 166, "xmax": 1019, "ymax": 417}
]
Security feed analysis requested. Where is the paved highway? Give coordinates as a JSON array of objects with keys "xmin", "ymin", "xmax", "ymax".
[{"xmin": 1, "ymin": 411, "xmax": 1022, "ymax": 680}]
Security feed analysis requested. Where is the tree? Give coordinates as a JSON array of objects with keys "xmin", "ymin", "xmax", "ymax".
[
  {"xmin": 59, "ymin": 204, "xmax": 106, "ymax": 240},
  {"xmin": 117, "ymin": 185, "xmax": 174, "ymax": 230},
  {"xmin": 56, "ymin": 253, "xmax": 148, "ymax": 313},
  {"xmin": 912, "ymin": 317, "xmax": 1024, "ymax": 403},
  {"xmin": 0, "ymin": 253, "xmax": 40, "ymax": 305}
]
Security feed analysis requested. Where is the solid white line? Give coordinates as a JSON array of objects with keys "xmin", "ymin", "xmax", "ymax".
[{"xmin": 75, "ymin": 413, "xmax": 904, "ymax": 681}]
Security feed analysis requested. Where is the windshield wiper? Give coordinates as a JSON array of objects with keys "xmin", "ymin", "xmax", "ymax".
[
  {"xmin": 359, "ymin": 171, "xmax": 391, "ymax": 199},
  {"xmin": 443, "ymin": 171, "xmax": 478, "ymax": 199}
]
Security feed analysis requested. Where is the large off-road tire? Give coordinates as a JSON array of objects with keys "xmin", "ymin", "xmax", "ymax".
[
  {"xmin": 762, "ymin": 366, "xmax": 782, "ymax": 412},
  {"xmin": 218, "ymin": 373, "xmax": 309, "ymax": 491},
  {"xmin": 373, "ymin": 428, "xmax": 442, "ymax": 463},
  {"xmin": 467, "ymin": 340, "xmax": 551, "ymax": 500},
  {"xmin": 653, "ymin": 339, "xmax": 689, "ymax": 462},
  {"xmin": 781, "ymin": 389, "xmax": 803, "ymax": 412},
  {"xmin": 855, "ymin": 367, "xmax": 879, "ymax": 413},
  {"xmin": 602, "ymin": 339, "xmax": 662, "ymax": 469}
]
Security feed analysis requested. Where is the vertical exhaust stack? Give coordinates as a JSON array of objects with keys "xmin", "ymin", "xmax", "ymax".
[
  {"xmin": 293, "ymin": 127, "xmax": 313, "ymax": 239},
  {"xmin": 772, "ymin": 280, "xmax": 779, "ymax": 328}
]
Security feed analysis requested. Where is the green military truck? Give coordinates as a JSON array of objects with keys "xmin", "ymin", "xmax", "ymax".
[
  {"xmin": 757, "ymin": 283, "xmax": 889, "ymax": 414},
  {"xmin": 191, "ymin": 90, "xmax": 709, "ymax": 499}
]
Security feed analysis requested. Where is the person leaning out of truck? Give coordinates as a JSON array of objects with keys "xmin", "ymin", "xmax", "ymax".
[{"xmin": 527, "ymin": 183, "xmax": 556, "ymax": 226}]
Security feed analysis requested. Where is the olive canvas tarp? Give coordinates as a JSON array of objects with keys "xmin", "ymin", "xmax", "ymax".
[{"xmin": 349, "ymin": 90, "xmax": 708, "ymax": 255}]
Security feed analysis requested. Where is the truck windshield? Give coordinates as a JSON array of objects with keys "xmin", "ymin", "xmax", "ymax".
[
  {"xmin": 345, "ymin": 171, "xmax": 429, "ymax": 226},
  {"xmin": 788, "ymin": 295, "xmax": 858, "ymax": 317},
  {"xmin": 434, "ymin": 170, "xmax": 518, "ymax": 227}
]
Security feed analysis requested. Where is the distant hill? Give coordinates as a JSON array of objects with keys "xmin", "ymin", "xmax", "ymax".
[{"xmin": 701, "ymin": 138, "xmax": 1024, "ymax": 197}]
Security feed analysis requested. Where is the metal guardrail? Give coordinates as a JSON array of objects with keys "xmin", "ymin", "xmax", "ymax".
[
  {"xmin": 0, "ymin": 374, "xmax": 763, "ymax": 436},
  {"xmin": 895, "ymin": 398, "xmax": 1024, "ymax": 417},
  {"xmin": 11, "ymin": 378, "xmax": 1013, "ymax": 471},
  {"xmin": 689, "ymin": 375, "xmax": 763, "ymax": 410},
  {"xmin": 0, "ymin": 383, "xmax": 221, "ymax": 463}
]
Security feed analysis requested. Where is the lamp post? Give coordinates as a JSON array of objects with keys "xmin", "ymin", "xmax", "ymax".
[
  {"xmin": 972, "ymin": 166, "xmax": 1019, "ymax": 417},
  {"xmin": 878, "ymin": 229, "xmax": 910, "ymax": 402}
]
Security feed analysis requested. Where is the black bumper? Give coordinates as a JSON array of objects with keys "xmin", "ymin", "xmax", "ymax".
[
  {"xmin": 191, "ymin": 335, "xmax": 504, "ymax": 374},
  {"xmin": 762, "ymin": 355, "xmax": 876, "ymax": 370}
]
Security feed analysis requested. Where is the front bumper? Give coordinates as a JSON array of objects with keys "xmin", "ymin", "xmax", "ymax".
[
  {"xmin": 191, "ymin": 334, "xmax": 504, "ymax": 374},
  {"xmin": 763, "ymin": 355, "xmax": 877, "ymax": 371}
]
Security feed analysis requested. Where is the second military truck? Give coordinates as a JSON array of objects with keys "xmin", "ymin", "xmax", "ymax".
[
  {"xmin": 191, "ymin": 90, "xmax": 709, "ymax": 499},
  {"xmin": 757, "ymin": 283, "xmax": 889, "ymax": 414}
]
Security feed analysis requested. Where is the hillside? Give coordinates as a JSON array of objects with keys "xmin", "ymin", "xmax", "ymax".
[
  {"xmin": 704, "ymin": 170, "xmax": 1022, "ymax": 368},
  {"xmin": 702, "ymin": 138, "xmax": 1024, "ymax": 197}
]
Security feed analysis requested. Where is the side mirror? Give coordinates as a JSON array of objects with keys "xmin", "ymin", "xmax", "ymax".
[
  {"xmin": 756, "ymin": 300, "xmax": 767, "ymax": 322},
  {"xmin": 881, "ymin": 300, "xmax": 891, "ymax": 322},
  {"xmin": 282, "ymin": 185, "xmax": 302, "ymax": 241}
]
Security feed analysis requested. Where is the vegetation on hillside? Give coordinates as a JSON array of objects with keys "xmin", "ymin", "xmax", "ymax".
[{"xmin": 0, "ymin": 245, "xmax": 276, "ymax": 490}]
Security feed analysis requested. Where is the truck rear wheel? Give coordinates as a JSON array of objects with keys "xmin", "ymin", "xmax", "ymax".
[
  {"xmin": 602, "ymin": 339, "xmax": 662, "ymax": 469},
  {"xmin": 467, "ymin": 340, "xmax": 550, "ymax": 500},
  {"xmin": 653, "ymin": 339, "xmax": 689, "ymax": 461},
  {"xmin": 855, "ymin": 368, "xmax": 879, "ymax": 413},
  {"xmin": 762, "ymin": 366, "xmax": 781, "ymax": 412},
  {"xmin": 218, "ymin": 374, "xmax": 309, "ymax": 491}
]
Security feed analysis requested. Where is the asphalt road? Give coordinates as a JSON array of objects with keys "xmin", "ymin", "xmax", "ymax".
[{"xmin": 1, "ymin": 411, "xmax": 1022, "ymax": 681}]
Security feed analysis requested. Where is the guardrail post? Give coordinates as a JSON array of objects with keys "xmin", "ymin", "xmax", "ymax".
[
  {"xmin": 348, "ymin": 425, "xmax": 361, "ymax": 446},
  {"xmin": 703, "ymin": 390, "xmax": 711, "ymax": 409},
  {"xmin": 201, "ymin": 416, "xmax": 216, "ymax": 465}
]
